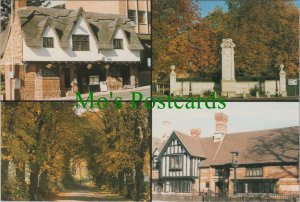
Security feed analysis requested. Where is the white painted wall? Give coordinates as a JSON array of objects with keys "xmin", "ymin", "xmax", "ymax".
[
  {"xmin": 102, "ymin": 28, "xmax": 140, "ymax": 61},
  {"xmin": 173, "ymin": 81, "xmax": 215, "ymax": 96},
  {"xmin": 236, "ymin": 81, "xmax": 258, "ymax": 94},
  {"xmin": 23, "ymin": 17, "xmax": 140, "ymax": 62}
]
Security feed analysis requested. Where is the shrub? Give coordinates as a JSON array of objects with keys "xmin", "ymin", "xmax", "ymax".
[
  {"xmin": 203, "ymin": 90, "xmax": 212, "ymax": 97},
  {"xmin": 249, "ymin": 86, "xmax": 260, "ymax": 96},
  {"xmin": 1, "ymin": 179, "xmax": 29, "ymax": 201}
]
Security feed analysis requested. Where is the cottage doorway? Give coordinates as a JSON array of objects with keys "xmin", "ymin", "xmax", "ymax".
[
  {"xmin": 215, "ymin": 181, "xmax": 228, "ymax": 194},
  {"xmin": 64, "ymin": 67, "xmax": 71, "ymax": 89},
  {"xmin": 77, "ymin": 65, "xmax": 106, "ymax": 93},
  {"xmin": 121, "ymin": 65, "xmax": 131, "ymax": 86}
]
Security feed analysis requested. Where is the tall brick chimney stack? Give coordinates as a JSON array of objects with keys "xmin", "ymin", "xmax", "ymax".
[
  {"xmin": 161, "ymin": 121, "xmax": 172, "ymax": 143},
  {"xmin": 15, "ymin": 0, "xmax": 27, "ymax": 10},
  {"xmin": 215, "ymin": 112, "xmax": 228, "ymax": 134},
  {"xmin": 190, "ymin": 128, "xmax": 201, "ymax": 138},
  {"xmin": 213, "ymin": 113, "xmax": 228, "ymax": 142}
]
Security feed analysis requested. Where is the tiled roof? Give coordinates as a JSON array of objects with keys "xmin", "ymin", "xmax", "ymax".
[
  {"xmin": 156, "ymin": 126, "xmax": 299, "ymax": 167},
  {"xmin": 17, "ymin": 6, "xmax": 143, "ymax": 50},
  {"xmin": 210, "ymin": 126, "xmax": 299, "ymax": 166},
  {"xmin": 174, "ymin": 130, "xmax": 207, "ymax": 158}
]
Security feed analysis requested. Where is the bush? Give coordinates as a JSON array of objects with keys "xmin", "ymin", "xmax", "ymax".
[
  {"xmin": 1, "ymin": 179, "xmax": 29, "ymax": 201},
  {"xmin": 203, "ymin": 90, "xmax": 213, "ymax": 97},
  {"xmin": 249, "ymin": 86, "xmax": 260, "ymax": 96}
]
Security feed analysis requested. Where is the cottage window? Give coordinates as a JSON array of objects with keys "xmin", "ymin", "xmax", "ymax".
[
  {"xmin": 113, "ymin": 39, "xmax": 123, "ymax": 49},
  {"xmin": 138, "ymin": 11, "xmax": 146, "ymax": 24},
  {"xmin": 37, "ymin": 65, "xmax": 59, "ymax": 77},
  {"xmin": 72, "ymin": 35, "xmax": 89, "ymax": 51},
  {"xmin": 169, "ymin": 155, "xmax": 183, "ymax": 170},
  {"xmin": 128, "ymin": 10, "xmax": 137, "ymax": 23},
  {"xmin": 43, "ymin": 37, "xmax": 54, "ymax": 48},
  {"xmin": 245, "ymin": 167, "xmax": 263, "ymax": 177}
]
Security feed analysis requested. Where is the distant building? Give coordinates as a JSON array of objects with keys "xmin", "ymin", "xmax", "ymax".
[{"xmin": 152, "ymin": 113, "xmax": 299, "ymax": 196}]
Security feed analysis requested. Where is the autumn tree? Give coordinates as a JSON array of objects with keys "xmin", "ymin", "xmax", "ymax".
[
  {"xmin": 224, "ymin": 0, "xmax": 299, "ymax": 77},
  {"xmin": 82, "ymin": 103, "xmax": 151, "ymax": 200},
  {"xmin": 152, "ymin": 0, "xmax": 200, "ymax": 80},
  {"xmin": 1, "ymin": 102, "xmax": 84, "ymax": 201}
]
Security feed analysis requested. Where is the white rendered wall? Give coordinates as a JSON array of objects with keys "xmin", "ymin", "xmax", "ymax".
[
  {"xmin": 236, "ymin": 81, "xmax": 259, "ymax": 94},
  {"xmin": 23, "ymin": 17, "xmax": 140, "ymax": 62},
  {"xmin": 174, "ymin": 81, "xmax": 215, "ymax": 96}
]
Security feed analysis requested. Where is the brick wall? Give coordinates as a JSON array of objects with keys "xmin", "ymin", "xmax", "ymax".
[
  {"xmin": 24, "ymin": 64, "xmax": 36, "ymax": 100},
  {"xmin": 35, "ymin": 77, "xmax": 61, "ymax": 99}
]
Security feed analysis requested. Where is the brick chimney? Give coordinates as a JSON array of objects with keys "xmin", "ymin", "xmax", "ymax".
[
  {"xmin": 190, "ymin": 128, "xmax": 201, "ymax": 138},
  {"xmin": 215, "ymin": 112, "xmax": 228, "ymax": 134},
  {"xmin": 15, "ymin": 0, "xmax": 27, "ymax": 10},
  {"xmin": 161, "ymin": 121, "xmax": 172, "ymax": 143},
  {"xmin": 213, "ymin": 113, "xmax": 228, "ymax": 142}
]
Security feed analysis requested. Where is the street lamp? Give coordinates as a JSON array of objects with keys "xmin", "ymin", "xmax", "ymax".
[
  {"xmin": 231, "ymin": 151, "xmax": 239, "ymax": 194},
  {"xmin": 188, "ymin": 61, "xmax": 193, "ymax": 96}
]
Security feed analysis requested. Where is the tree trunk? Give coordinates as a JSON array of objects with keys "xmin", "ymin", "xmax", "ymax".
[
  {"xmin": 118, "ymin": 170, "xmax": 124, "ymax": 194},
  {"xmin": 135, "ymin": 162, "xmax": 145, "ymax": 200},
  {"xmin": 1, "ymin": 148, "xmax": 9, "ymax": 185},
  {"xmin": 29, "ymin": 163, "xmax": 40, "ymax": 201},
  {"xmin": 125, "ymin": 170, "xmax": 135, "ymax": 199},
  {"xmin": 1, "ymin": 160, "xmax": 9, "ymax": 185},
  {"xmin": 15, "ymin": 162, "xmax": 26, "ymax": 190},
  {"xmin": 39, "ymin": 170, "xmax": 49, "ymax": 195}
]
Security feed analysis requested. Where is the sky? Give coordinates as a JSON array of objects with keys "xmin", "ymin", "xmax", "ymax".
[
  {"xmin": 199, "ymin": 0, "xmax": 300, "ymax": 17},
  {"xmin": 152, "ymin": 102, "xmax": 299, "ymax": 138}
]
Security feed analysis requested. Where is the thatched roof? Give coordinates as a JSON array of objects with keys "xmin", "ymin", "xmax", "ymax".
[{"xmin": 18, "ymin": 6, "xmax": 143, "ymax": 50}]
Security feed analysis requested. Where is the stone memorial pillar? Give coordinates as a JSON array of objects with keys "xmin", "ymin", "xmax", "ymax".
[
  {"xmin": 279, "ymin": 64, "xmax": 287, "ymax": 97},
  {"xmin": 221, "ymin": 38, "xmax": 237, "ymax": 97},
  {"xmin": 170, "ymin": 65, "xmax": 177, "ymax": 95}
]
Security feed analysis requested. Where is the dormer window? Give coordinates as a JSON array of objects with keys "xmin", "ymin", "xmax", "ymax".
[
  {"xmin": 72, "ymin": 35, "xmax": 89, "ymax": 51},
  {"xmin": 113, "ymin": 39, "xmax": 123, "ymax": 49},
  {"xmin": 43, "ymin": 37, "xmax": 54, "ymax": 48}
]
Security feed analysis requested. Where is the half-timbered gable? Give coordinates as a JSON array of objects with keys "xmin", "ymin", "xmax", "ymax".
[
  {"xmin": 157, "ymin": 131, "xmax": 203, "ymax": 179},
  {"xmin": 155, "ymin": 131, "xmax": 205, "ymax": 193}
]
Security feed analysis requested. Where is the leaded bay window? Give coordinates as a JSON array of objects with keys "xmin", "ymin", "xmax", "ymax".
[
  {"xmin": 245, "ymin": 167, "xmax": 263, "ymax": 177},
  {"xmin": 169, "ymin": 155, "xmax": 183, "ymax": 170},
  {"xmin": 237, "ymin": 181, "xmax": 276, "ymax": 193},
  {"xmin": 37, "ymin": 64, "xmax": 59, "ymax": 77},
  {"xmin": 72, "ymin": 35, "xmax": 89, "ymax": 51},
  {"xmin": 170, "ymin": 180, "xmax": 191, "ymax": 193}
]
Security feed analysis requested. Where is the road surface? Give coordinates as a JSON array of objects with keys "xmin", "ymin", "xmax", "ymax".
[{"xmin": 54, "ymin": 189, "xmax": 125, "ymax": 201}]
